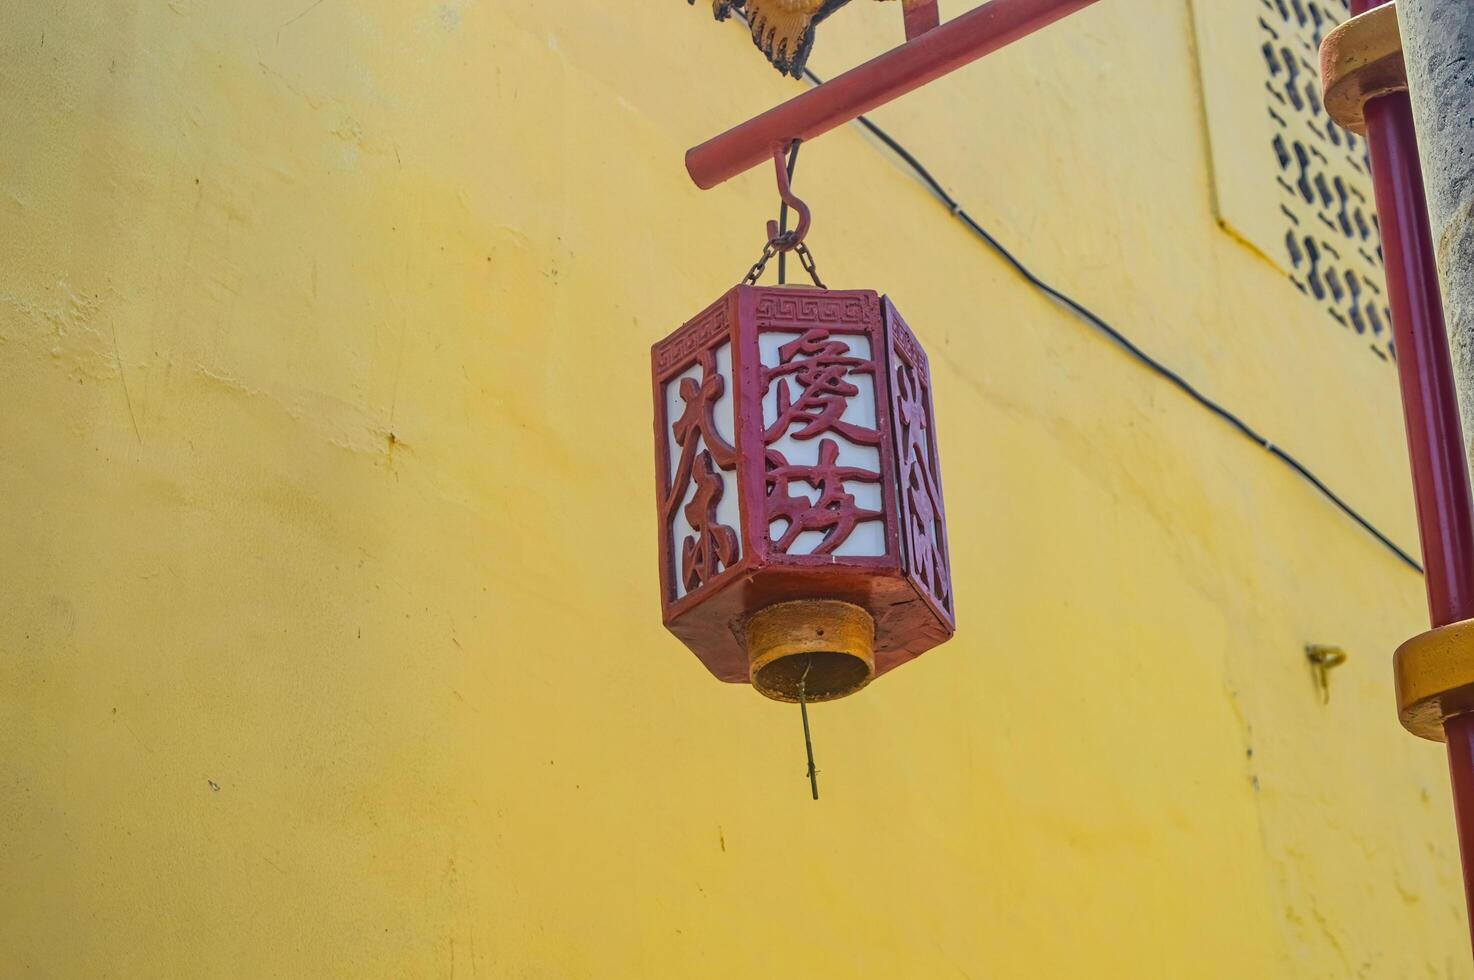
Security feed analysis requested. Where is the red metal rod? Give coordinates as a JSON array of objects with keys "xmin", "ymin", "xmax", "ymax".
[
  {"xmin": 1364, "ymin": 93, "xmax": 1474, "ymax": 627},
  {"xmin": 904, "ymin": 1, "xmax": 942, "ymax": 40},
  {"xmin": 685, "ymin": 0, "xmax": 1102, "ymax": 188},
  {"xmin": 1448, "ymin": 712, "xmax": 1474, "ymax": 945},
  {"xmin": 1353, "ymin": 0, "xmax": 1474, "ymax": 952}
]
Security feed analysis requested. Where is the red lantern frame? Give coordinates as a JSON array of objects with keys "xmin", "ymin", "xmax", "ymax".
[{"xmin": 652, "ymin": 284, "xmax": 954, "ymax": 691}]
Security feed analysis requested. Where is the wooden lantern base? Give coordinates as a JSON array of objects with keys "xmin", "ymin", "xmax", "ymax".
[{"xmin": 745, "ymin": 600, "xmax": 875, "ymax": 702}]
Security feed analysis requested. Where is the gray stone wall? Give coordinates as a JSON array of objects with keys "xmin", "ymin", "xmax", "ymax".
[{"xmin": 1402, "ymin": 0, "xmax": 1474, "ymax": 462}]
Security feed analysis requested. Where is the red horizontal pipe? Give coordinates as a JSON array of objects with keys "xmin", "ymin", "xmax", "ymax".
[{"xmin": 686, "ymin": 0, "xmax": 1103, "ymax": 189}]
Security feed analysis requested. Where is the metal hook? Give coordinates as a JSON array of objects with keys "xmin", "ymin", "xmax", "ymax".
[
  {"xmin": 1306, "ymin": 644, "xmax": 1348, "ymax": 705},
  {"xmin": 765, "ymin": 141, "xmax": 810, "ymax": 252}
]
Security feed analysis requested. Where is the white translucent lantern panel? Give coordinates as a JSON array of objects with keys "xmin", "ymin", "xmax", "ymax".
[
  {"xmin": 664, "ymin": 342, "xmax": 740, "ymax": 600},
  {"xmin": 758, "ymin": 330, "xmax": 886, "ymax": 558}
]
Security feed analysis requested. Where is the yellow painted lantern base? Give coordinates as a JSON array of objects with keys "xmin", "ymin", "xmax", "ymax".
[
  {"xmin": 1319, "ymin": 1, "xmax": 1406, "ymax": 136},
  {"xmin": 1394, "ymin": 618, "xmax": 1474, "ymax": 740},
  {"xmin": 745, "ymin": 600, "xmax": 875, "ymax": 702}
]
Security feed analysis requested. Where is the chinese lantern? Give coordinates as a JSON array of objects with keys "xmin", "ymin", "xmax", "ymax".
[{"xmin": 651, "ymin": 283, "xmax": 954, "ymax": 701}]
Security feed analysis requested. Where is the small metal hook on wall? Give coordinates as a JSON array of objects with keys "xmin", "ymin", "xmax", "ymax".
[{"xmin": 1306, "ymin": 644, "xmax": 1348, "ymax": 705}]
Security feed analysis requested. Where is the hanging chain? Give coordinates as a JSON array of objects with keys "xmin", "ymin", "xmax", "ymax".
[
  {"xmin": 794, "ymin": 242, "xmax": 826, "ymax": 289},
  {"xmin": 741, "ymin": 237, "xmax": 826, "ymax": 289},
  {"xmin": 742, "ymin": 241, "xmax": 779, "ymax": 285}
]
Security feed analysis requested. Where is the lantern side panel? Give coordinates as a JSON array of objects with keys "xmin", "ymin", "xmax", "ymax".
[
  {"xmin": 652, "ymin": 291, "xmax": 746, "ymax": 614},
  {"xmin": 744, "ymin": 287, "xmax": 901, "ymax": 567},
  {"xmin": 884, "ymin": 298, "xmax": 954, "ymax": 628}
]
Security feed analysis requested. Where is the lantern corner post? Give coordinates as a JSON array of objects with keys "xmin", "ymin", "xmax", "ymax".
[{"xmin": 1325, "ymin": 0, "xmax": 1474, "ymax": 952}]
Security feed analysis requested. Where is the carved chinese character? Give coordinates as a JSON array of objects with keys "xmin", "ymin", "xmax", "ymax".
[
  {"xmin": 894, "ymin": 362, "xmax": 948, "ymax": 602},
  {"xmin": 668, "ymin": 349, "xmax": 737, "ymax": 508},
  {"xmin": 765, "ymin": 440, "xmax": 883, "ymax": 554},
  {"xmin": 763, "ymin": 329, "xmax": 880, "ymax": 446},
  {"xmin": 681, "ymin": 451, "xmax": 740, "ymax": 591}
]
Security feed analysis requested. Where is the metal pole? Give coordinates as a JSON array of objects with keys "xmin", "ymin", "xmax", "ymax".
[
  {"xmin": 1359, "ymin": 87, "xmax": 1474, "ymax": 628},
  {"xmin": 1448, "ymin": 711, "xmax": 1474, "ymax": 945},
  {"xmin": 1363, "ymin": 85, "xmax": 1474, "ymax": 947},
  {"xmin": 1334, "ymin": 0, "xmax": 1474, "ymax": 953},
  {"xmin": 1391, "ymin": 0, "xmax": 1474, "ymax": 949},
  {"xmin": 685, "ymin": 0, "xmax": 1102, "ymax": 188}
]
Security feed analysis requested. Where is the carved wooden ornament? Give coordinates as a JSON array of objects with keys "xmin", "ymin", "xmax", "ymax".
[
  {"xmin": 652, "ymin": 285, "xmax": 954, "ymax": 701},
  {"xmin": 690, "ymin": 0, "xmax": 937, "ymax": 78}
]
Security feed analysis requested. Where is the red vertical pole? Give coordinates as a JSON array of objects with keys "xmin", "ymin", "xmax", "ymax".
[
  {"xmin": 1449, "ymin": 712, "xmax": 1474, "ymax": 944},
  {"xmin": 1363, "ymin": 92, "xmax": 1474, "ymax": 626},
  {"xmin": 1352, "ymin": 0, "xmax": 1474, "ymax": 949}
]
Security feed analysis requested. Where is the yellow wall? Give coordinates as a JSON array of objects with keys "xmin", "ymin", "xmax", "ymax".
[{"xmin": 1, "ymin": 1, "xmax": 1467, "ymax": 976}]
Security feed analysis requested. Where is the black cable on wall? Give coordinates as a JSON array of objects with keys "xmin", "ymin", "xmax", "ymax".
[{"xmin": 782, "ymin": 65, "xmax": 1423, "ymax": 574}]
